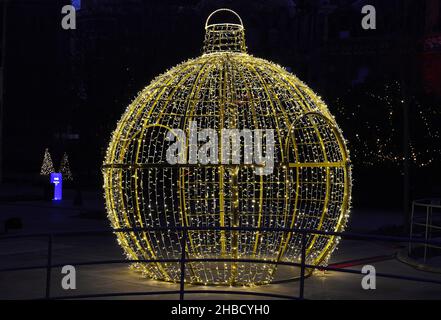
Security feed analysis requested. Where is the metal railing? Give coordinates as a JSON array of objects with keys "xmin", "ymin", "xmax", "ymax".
[
  {"xmin": 1, "ymin": 226, "xmax": 441, "ymax": 300},
  {"xmin": 409, "ymin": 198, "xmax": 441, "ymax": 261}
]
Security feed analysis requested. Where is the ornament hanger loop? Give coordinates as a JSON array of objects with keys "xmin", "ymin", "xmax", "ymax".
[{"xmin": 205, "ymin": 8, "xmax": 244, "ymax": 29}]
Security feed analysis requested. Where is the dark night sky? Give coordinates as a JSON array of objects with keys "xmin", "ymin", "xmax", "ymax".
[{"xmin": 1, "ymin": 0, "xmax": 440, "ymax": 207}]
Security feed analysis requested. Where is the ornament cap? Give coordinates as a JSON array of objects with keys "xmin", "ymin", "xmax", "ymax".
[{"xmin": 203, "ymin": 8, "xmax": 247, "ymax": 54}]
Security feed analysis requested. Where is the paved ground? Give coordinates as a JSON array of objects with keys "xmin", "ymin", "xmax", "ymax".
[{"xmin": 0, "ymin": 185, "xmax": 440, "ymax": 300}]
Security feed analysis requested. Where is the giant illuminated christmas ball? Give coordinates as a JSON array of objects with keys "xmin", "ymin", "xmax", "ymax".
[{"xmin": 103, "ymin": 9, "xmax": 351, "ymax": 285}]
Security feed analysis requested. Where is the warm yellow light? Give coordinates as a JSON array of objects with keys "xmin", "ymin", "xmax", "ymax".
[{"xmin": 103, "ymin": 9, "xmax": 351, "ymax": 286}]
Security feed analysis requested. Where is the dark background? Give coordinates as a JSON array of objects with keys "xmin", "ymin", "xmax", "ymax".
[{"xmin": 1, "ymin": 0, "xmax": 440, "ymax": 212}]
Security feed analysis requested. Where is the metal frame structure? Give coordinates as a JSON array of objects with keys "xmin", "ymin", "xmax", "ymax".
[
  {"xmin": 409, "ymin": 199, "xmax": 441, "ymax": 262},
  {"xmin": 1, "ymin": 226, "xmax": 441, "ymax": 300},
  {"xmin": 103, "ymin": 8, "xmax": 352, "ymax": 286}
]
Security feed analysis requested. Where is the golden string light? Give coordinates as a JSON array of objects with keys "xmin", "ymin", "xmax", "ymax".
[
  {"xmin": 103, "ymin": 9, "xmax": 352, "ymax": 286},
  {"xmin": 334, "ymin": 80, "xmax": 440, "ymax": 168}
]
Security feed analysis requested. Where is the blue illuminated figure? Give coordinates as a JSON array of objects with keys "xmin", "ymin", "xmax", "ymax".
[
  {"xmin": 72, "ymin": 0, "xmax": 81, "ymax": 10},
  {"xmin": 50, "ymin": 173, "xmax": 63, "ymax": 201}
]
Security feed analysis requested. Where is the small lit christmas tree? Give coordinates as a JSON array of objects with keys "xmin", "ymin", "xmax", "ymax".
[
  {"xmin": 40, "ymin": 148, "xmax": 55, "ymax": 175},
  {"xmin": 59, "ymin": 152, "xmax": 73, "ymax": 181}
]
